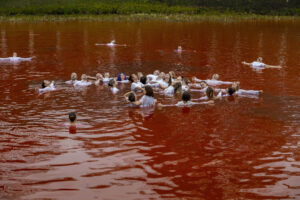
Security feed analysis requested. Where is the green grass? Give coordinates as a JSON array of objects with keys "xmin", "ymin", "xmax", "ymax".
[{"xmin": 0, "ymin": 0, "xmax": 299, "ymax": 17}]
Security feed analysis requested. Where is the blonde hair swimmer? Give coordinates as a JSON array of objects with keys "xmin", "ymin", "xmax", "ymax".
[
  {"xmin": 242, "ymin": 57, "xmax": 282, "ymax": 69},
  {"xmin": 74, "ymin": 74, "xmax": 92, "ymax": 86}
]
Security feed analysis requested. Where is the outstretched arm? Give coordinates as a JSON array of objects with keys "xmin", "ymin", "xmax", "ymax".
[
  {"xmin": 265, "ymin": 64, "xmax": 282, "ymax": 69},
  {"xmin": 241, "ymin": 61, "xmax": 252, "ymax": 66}
]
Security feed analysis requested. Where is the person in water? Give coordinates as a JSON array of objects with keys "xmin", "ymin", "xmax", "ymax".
[
  {"xmin": 69, "ymin": 112, "xmax": 77, "ymax": 125},
  {"xmin": 68, "ymin": 112, "xmax": 77, "ymax": 134},
  {"xmin": 140, "ymin": 75, "xmax": 147, "ymax": 85},
  {"xmin": 74, "ymin": 74, "xmax": 92, "ymax": 86},
  {"xmin": 127, "ymin": 86, "xmax": 157, "ymax": 107},
  {"xmin": 164, "ymin": 81, "xmax": 182, "ymax": 95},
  {"xmin": 130, "ymin": 74, "xmax": 144, "ymax": 92},
  {"xmin": 181, "ymin": 77, "xmax": 190, "ymax": 91},
  {"xmin": 124, "ymin": 91, "xmax": 140, "ymax": 107},
  {"xmin": 242, "ymin": 57, "xmax": 282, "ymax": 69},
  {"xmin": 176, "ymin": 91, "xmax": 195, "ymax": 106},
  {"xmin": 117, "ymin": 73, "xmax": 128, "ymax": 83},
  {"xmin": 39, "ymin": 80, "xmax": 56, "ymax": 93},
  {"xmin": 66, "ymin": 72, "xmax": 78, "ymax": 84},
  {"xmin": 103, "ymin": 72, "xmax": 112, "ymax": 83},
  {"xmin": 108, "ymin": 79, "xmax": 119, "ymax": 94},
  {"xmin": 193, "ymin": 74, "xmax": 232, "ymax": 86},
  {"xmin": 231, "ymin": 82, "xmax": 263, "ymax": 97}
]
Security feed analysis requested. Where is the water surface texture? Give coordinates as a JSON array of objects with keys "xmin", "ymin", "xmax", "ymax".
[{"xmin": 0, "ymin": 20, "xmax": 300, "ymax": 199}]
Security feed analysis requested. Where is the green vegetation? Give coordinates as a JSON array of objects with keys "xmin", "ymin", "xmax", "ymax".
[{"xmin": 0, "ymin": 0, "xmax": 299, "ymax": 17}]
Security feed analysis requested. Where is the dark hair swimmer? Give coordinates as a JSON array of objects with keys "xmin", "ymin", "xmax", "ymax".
[
  {"xmin": 140, "ymin": 75, "xmax": 147, "ymax": 85},
  {"xmin": 69, "ymin": 112, "xmax": 76, "ymax": 124},
  {"xmin": 227, "ymin": 87, "xmax": 236, "ymax": 96},
  {"xmin": 182, "ymin": 91, "xmax": 191, "ymax": 102}
]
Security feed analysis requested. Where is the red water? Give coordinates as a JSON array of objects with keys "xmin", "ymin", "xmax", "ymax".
[{"xmin": 0, "ymin": 20, "xmax": 299, "ymax": 200}]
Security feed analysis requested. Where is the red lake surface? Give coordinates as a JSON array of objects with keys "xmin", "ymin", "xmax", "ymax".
[{"xmin": 0, "ymin": 20, "xmax": 300, "ymax": 200}]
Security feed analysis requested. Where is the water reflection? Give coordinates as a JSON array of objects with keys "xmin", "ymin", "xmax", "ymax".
[{"xmin": 1, "ymin": 30, "xmax": 7, "ymax": 57}]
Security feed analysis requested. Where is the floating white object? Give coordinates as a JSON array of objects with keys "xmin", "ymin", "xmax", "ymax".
[{"xmin": 95, "ymin": 40, "xmax": 126, "ymax": 47}]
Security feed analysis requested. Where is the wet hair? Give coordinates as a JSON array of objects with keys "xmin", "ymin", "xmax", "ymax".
[
  {"xmin": 227, "ymin": 87, "xmax": 236, "ymax": 96},
  {"xmin": 183, "ymin": 77, "xmax": 190, "ymax": 85},
  {"xmin": 128, "ymin": 93, "xmax": 136, "ymax": 102},
  {"xmin": 169, "ymin": 71, "xmax": 176, "ymax": 79},
  {"xmin": 145, "ymin": 85, "xmax": 154, "ymax": 97},
  {"xmin": 117, "ymin": 73, "xmax": 127, "ymax": 81},
  {"xmin": 69, "ymin": 112, "xmax": 76, "ymax": 122},
  {"xmin": 206, "ymin": 87, "xmax": 214, "ymax": 99},
  {"xmin": 128, "ymin": 74, "xmax": 134, "ymax": 83},
  {"xmin": 182, "ymin": 91, "xmax": 191, "ymax": 102},
  {"xmin": 41, "ymin": 80, "xmax": 46, "ymax": 88},
  {"xmin": 108, "ymin": 79, "xmax": 115, "ymax": 87},
  {"xmin": 173, "ymin": 82, "xmax": 182, "ymax": 93},
  {"xmin": 140, "ymin": 76, "xmax": 147, "ymax": 85}
]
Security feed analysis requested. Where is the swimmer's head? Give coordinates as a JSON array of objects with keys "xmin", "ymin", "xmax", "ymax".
[
  {"xmin": 41, "ymin": 80, "xmax": 50, "ymax": 88},
  {"xmin": 212, "ymin": 74, "xmax": 219, "ymax": 80},
  {"xmin": 108, "ymin": 79, "xmax": 116, "ymax": 87},
  {"xmin": 182, "ymin": 91, "xmax": 191, "ymax": 102},
  {"xmin": 177, "ymin": 76, "xmax": 183, "ymax": 81},
  {"xmin": 232, "ymin": 81, "xmax": 240, "ymax": 91},
  {"xmin": 257, "ymin": 57, "xmax": 263, "ymax": 62},
  {"xmin": 128, "ymin": 92, "xmax": 136, "ymax": 102},
  {"xmin": 41, "ymin": 80, "xmax": 46, "ymax": 88},
  {"xmin": 178, "ymin": 46, "xmax": 182, "ymax": 51},
  {"xmin": 183, "ymin": 77, "xmax": 190, "ymax": 85},
  {"xmin": 104, "ymin": 72, "xmax": 110, "ymax": 78},
  {"xmin": 71, "ymin": 72, "xmax": 77, "ymax": 81},
  {"xmin": 144, "ymin": 85, "xmax": 154, "ymax": 97},
  {"xmin": 153, "ymin": 70, "xmax": 160, "ymax": 76},
  {"xmin": 69, "ymin": 112, "xmax": 76, "ymax": 123},
  {"xmin": 169, "ymin": 71, "xmax": 176, "ymax": 79},
  {"xmin": 140, "ymin": 75, "xmax": 147, "ymax": 85},
  {"xmin": 137, "ymin": 72, "xmax": 143, "ymax": 79},
  {"xmin": 129, "ymin": 74, "xmax": 137, "ymax": 83},
  {"xmin": 227, "ymin": 87, "xmax": 236, "ymax": 96},
  {"xmin": 200, "ymin": 81, "xmax": 208, "ymax": 88},
  {"xmin": 117, "ymin": 73, "xmax": 127, "ymax": 81},
  {"xmin": 158, "ymin": 72, "xmax": 165, "ymax": 79},
  {"xmin": 96, "ymin": 73, "xmax": 103, "ymax": 80},
  {"xmin": 165, "ymin": 74, "xmax": 172, "ymax": 85},
  {"xmin": 81, "ymin": 74, "xmax": 87, "ymax": 81},
  {"xmin": 13, "ymin": 52, "xmax": 17, "ymax": 57},
  {"xmin": 206, "ymin": 87, "xmax": 214, "ymax": 99},
  {"xmin": 173, "ymin": 82, "xmax": 182, "ymax": 93},
  {"xmin": 111, "ymin": 40, "xmax": 115, "ymax": 44}
]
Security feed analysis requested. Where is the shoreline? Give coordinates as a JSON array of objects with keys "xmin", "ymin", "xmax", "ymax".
[{"xmin": 0, "ymin": 14, "xmax": 299, "ymax": 22}]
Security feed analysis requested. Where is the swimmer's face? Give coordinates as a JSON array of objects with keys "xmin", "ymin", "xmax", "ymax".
[
  {"xmin": 71, "ymin": 72, "xmax": 77, "ymax": 80},
  {"xmin": 200, "ymin": 82, "xmax": 207, "ymax": 88},
  {"xmin": 120, "ymin": 73, "xmax": 125, "ymax": 80},
  {"xmin": 13, "ymin": 52, "xmax": 17, "ymax": 57},
  {"xmin": 132, "ymin": 74, "xmax": 138, "ymax": 82},
  {"xmin": 177, "ymin": 76, "xmax": 182, "ymax": 81},
  {"xmin": 178, "ymin": 46, "xmax": 182, "ymax": 50},
  {"xmin": 257, "ymin": 57, "xmax": 263, "ymax": 62},
  {"xmin": 96, "ymin": 73, "xmax": 103, "ymax": 80},
  {"xmin": 165, "ymin": 74, "xmax": 171, "ymax": 81},
  {"xmin": 137, "ymin": 72, "xmax": 143, "ymax": 78},
  {"xmin": 44, "ymin": 80, "xmax": 51, "ymax": 87},
  {"xmin": 212, "ymin": 74, "xmax": 219, "ymax": 80},
  {"xmin": 154, "ymin": 70, "xmax": 160, "ymax": 76},
  {"xmin": 104, "ymin": 73, "xmax": 109, "ymax": 78},
  {"xmin": 159, "ymin": 72, "xmax": 165, "ymax": 79},
  {"xmin": 81, "ymin": 74, "xmax": 87, "ymax": 81},
  {"xmin": 232, "ymin": 82, "xmax": 239, "ymax": 90}
]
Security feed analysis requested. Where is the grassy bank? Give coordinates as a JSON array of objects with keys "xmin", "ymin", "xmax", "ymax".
[
  {"xmin": 0, "ymin": 14, "xmax": 298, "ymax": 23},
  {"xmin": 0, "ymin": 0, "xmax": 299, "ymax": 17}
]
